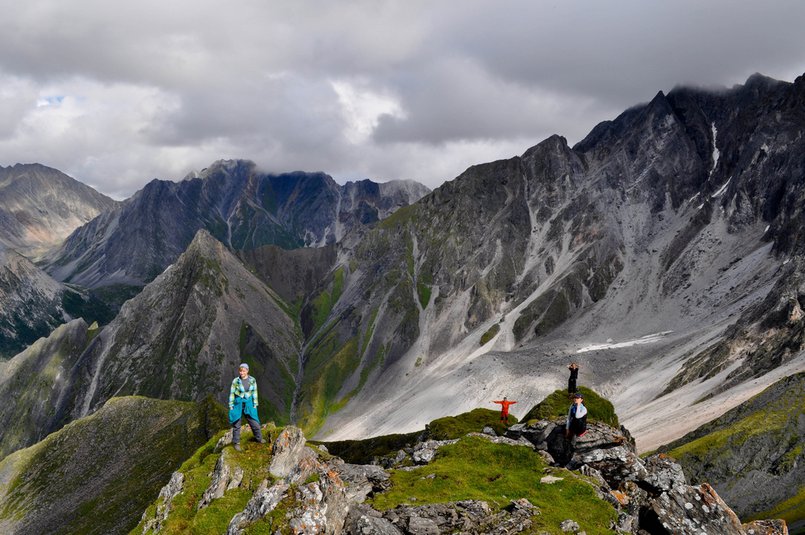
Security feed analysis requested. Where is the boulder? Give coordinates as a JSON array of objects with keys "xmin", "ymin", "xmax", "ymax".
[
  {"xmin": 645, "ymin": 483, "xmax": 746, "ymax": 535},
  {"xmin": 344, "ymin": 505, "xmax": 404, "ymax": 535},
  {"xmin": 331, "ymin": 459, "xmax": 391, "ymax": 502},
  {"xmin": 270, "ymin": 426, "xmax": 320, "ymax": 483},
  {"xmin": 288, "ymin": 468, "xmax": 349, "ymax": 534}
]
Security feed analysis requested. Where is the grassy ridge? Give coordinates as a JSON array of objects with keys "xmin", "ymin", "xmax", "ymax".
[
  {"xmin": 321, "ymin": 408, "xmax": 516, "ymax": 465},
  {"xmin": 521, "ymin": 386, "xmax": 619, "ymax": 427}
]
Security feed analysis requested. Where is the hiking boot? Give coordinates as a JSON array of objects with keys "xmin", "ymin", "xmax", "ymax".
[
  {"xmin": 233, "ymin": 443, "xmax": 241, "ymax": 452},
  {"xmin": 258, "ymin": 438, "xmax": 266, "ymax": 444}
]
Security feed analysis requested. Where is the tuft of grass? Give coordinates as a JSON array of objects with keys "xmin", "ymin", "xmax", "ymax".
[
  {"xmin": 521, "ymin": 387, "xmax": 618, "ymax": 428},
  {"xmin": 479, "ymin": 324, "xmax": 500, "ymax": 345},
  {"xmin": 417, "ymin": 282, "xmax": 431, "ymax": 309},
  {"xmin": 369, "ymin": 435, "xmax": 617, "ymax": 534}
]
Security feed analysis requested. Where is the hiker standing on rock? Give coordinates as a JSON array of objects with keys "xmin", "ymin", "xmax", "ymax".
[
  {"xmin": 567, "ymin": 362, "xmax": 579, "ymax": 394},
  {"xmin": 229, "ymin": 363, "xmax": 265, "ymax": 451},
  {"xmin": 492, "ymin": 396, "xmax": 517, "ymax": 423},
  {"xmin": 565, "ymin": 392, "xmax": 587, "ymax": 440}
]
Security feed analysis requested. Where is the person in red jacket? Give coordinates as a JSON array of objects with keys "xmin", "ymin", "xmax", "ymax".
[{"xmin": 492, "ymin": 396, "xmax": 517, "ymax": 423}]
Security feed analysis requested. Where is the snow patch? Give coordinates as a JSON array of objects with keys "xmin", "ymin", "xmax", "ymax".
[
  {"xmin": 575, "ymin": 331, "xmax": 673, "ymax": 353},
  {"xmin": 709, "ymin": 123, "xmax": 720, "ymax": 177},
  {"xmin": 711, "ymin": 177, "xmax": 731, "ymax": 198}
]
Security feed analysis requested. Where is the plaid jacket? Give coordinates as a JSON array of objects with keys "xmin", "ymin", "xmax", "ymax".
[{"xmin": 229, "ymin": 376, "xmax": 258, "ymax": 409}]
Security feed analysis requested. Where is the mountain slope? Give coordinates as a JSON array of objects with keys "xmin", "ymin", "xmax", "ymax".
[
  {"xmin": 58, "ymin": 230, "xmax": 302, "ymax": 425},
  {"xmin": 310, "ymin": 73, "xmax": 805, "ymax": 445},
  {"xmin": 0, "ymin": 247, "xmax": 65, "ymax": 359},
  {"xmin": 662, "ymin": 372, "xmax": 805, "ymax": 531},
  {"xmin": 0, "ymin": 319, "xmax": 96, "ymax": 459},
  {"xmin": 0, "ymin": 396, "xmax": 225, "ymax": 535},
  {"xmin": 44, "ymin": 160, "xmax": 429, "ymax": 288},
  {"xmin": 0, "ymin": 163, "xmax": 116, "ymax": 259}
]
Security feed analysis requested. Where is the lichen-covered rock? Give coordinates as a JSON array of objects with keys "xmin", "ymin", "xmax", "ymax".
[
  {"xmin": 646, "ymin": 483, "xmax": 745, "ymax": 535},
  {"xmin": 743, "ymin": 519, "xmax": 789, "ymax": 535},
  {"xmin": 288, "ymin": 468, "xmax": 349, "ymax": 534},
  {"xmin": 141, "ymin": 471, "xmax": 184, "ymax": 534},
  {"xmin": 344, "ymin": 505, "xmax": 404, "ymax": 535},
  {"xmin": 227, "ymin": 479, "xmax": 290, "ymax": 535},
  {"xmin": 330, "ymin": 459, "xmax": 391, "ymax": 502},
  {"xmin": 198, "ymin": 449, "xmax": 241, "ymax": 509},
  {"xmin": 271, "ymin": 426, "xmax": 319, "ymax": 482},
  {"xmin": 640, "ymin": 453, "xmax": 687, "ymax": 493}
]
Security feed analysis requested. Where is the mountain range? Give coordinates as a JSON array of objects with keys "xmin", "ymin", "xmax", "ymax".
[{"xmin": 0, "ymin": 72, "xmax": 803, "ymax": 533}]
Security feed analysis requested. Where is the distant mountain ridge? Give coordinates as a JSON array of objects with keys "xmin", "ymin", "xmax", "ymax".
[
  {"xmin": 44, "ymin": 160, "xmax": 430, "ymax": 288},
  {"xmin": 0, "ymin": 163, "xmax": 116, "ymax": 259}
]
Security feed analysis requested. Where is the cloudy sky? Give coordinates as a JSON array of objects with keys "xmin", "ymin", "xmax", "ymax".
[{"xmin": 1, "ymin": 1, "xmax": 804, "ymax": 199}]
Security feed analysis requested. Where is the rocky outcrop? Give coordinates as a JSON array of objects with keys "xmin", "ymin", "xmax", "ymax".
[
  {"xmin": 345, "ymin": 499, "xmax": 538, "ymax": 535},
  {"xmin": 136, "ymin": 421, "xmax": 787, "ymax": 535},
  {"xmin": 507, "ymin": 419, "xmax": 788, "ymax": 535},
  {"xmin": 198, "ymin": 450, "xmax": 243, "ymax": 509}
]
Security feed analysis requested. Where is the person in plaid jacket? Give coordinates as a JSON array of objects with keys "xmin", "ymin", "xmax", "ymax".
[{"xmin": 228, "ymin": 363, "xmax": 265, "ymax": 451}]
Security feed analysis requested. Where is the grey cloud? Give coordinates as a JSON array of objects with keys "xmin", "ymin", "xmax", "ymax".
[{"xmin": 0, "ymin": 0, "xmax": 803, "ymax": 198}]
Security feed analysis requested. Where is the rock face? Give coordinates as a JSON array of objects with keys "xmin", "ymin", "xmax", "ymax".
[
  {"xmin": 0, "ymin": 163, "xmax": 116, "ymax": 259},
  {"xmin": 662, "ymin": 373, "xmax": 805, "ymax": 531},
  {"xmin": 0, "ymin": 396, "xmax": 225, "ymax": 535},
  {"xmin": 0, "ymin": 247, "xmax": 65, "ymax": 359},
  {"xmin": 44, "ymin": 160, "xmax": 428, "ymax": 288}
]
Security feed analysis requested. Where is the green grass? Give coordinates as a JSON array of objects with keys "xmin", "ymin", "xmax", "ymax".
[
  {"xmin": 377, "ymin": 203, "xmax": 418, "ymax": 230},
  {"xmin": 479, "ymin": 324, "xmax": 501, "ymax": 345},
  {"xmin": 428, "ymin": 408, "xmax": 517, "ymax": 440},
  {"xmin": 319, "ymin": 408, "xmax": 515, "ymax": 465},
  {"xmin": 667, "ymin": 403, "xmax": 794, "ymax": 459},
  {"xmin": 521, "ymin": 387, "xmax": 618, "ymax": 428},
  {"xmin": 417, "ymin": 282, "xmax": 431, "ymax": 309},
  {"xmin": 369, "ymin": 436, "xmax": 617, "ymax": 534}
]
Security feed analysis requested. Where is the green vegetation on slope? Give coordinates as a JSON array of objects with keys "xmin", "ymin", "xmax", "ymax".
[
  {"xmin": 321, "ymin": 408, "xmax": 517, "ymax": 465},
  {"xmin": 521, "ymin": 386, "xmax": 619, "ymax": 427},
  {"xmin": 134, "ymin": 426, "xmax": 281, "ymax": 535},
  {"xmin": 479, "ymin": 323, "xmax": 501, "ymax": 345},
  {"xmin": 662, "ymin": 373, "xmax": 804, "ymax": 526},
  {"xmin": 428, "ymin": 408, "xmax": 517, "ymax": 439},
  {"xmin": 0, "ymin": 396, "xmax": 227, "ymax": 535},
  {"xmin": 370, "ymin": 435, "xmax": 618, "ymax": 535}
]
